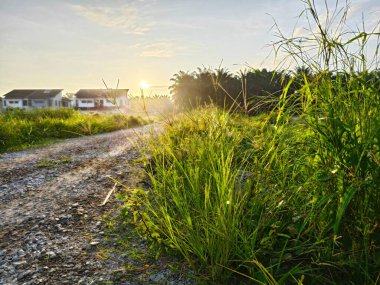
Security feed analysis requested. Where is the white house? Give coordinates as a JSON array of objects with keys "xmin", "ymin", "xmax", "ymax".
[
  {"xmin": 74, "ymin": 89, "xmax": 129, "ymax": 109},
  {"xmin": 2, "ymin": 89, "xmax": 64, "ymax": 110}
]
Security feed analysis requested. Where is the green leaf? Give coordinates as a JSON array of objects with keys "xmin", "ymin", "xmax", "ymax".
[
  {"xmin": 344, "ymin": 32, "xmax": 367, "ymax": 45},
  {"xmin": 333, "ymin": 185, "xmax": 358, "ymax": 235}
]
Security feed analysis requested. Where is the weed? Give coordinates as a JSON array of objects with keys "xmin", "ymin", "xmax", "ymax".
[{"xmin": 37, "ymin": 155, "xmax": 72, "ymax": 168}]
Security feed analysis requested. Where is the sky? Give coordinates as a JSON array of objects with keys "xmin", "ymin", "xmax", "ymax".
[{"xmin": 0, "ymin": 0, "xmax": 379, "ymax": 97}]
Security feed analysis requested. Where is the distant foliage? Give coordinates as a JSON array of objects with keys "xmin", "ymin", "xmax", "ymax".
[
  {"xmin": 0, "ymin": 108, "xmax": 150, "ymax": 153},
  {"xmin": 169, "ymin": 67, "xmax": 380, "ymax": 116},
  {"xmin": 170, "ymin": 68, "xmax": 292, "ymax": 115}
]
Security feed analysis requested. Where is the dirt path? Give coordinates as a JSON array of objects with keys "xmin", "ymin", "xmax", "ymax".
[{"xmin": 0, "ymin": 124, "xmax": 194, "ymax": 285}]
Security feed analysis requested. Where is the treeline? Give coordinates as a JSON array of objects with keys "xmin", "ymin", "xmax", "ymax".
[{"xmin": 170, "ymin": 67, "xmax": 380, "ymax": 115}]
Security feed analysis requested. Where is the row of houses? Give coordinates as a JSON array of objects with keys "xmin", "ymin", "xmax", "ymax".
[{"xmin": 0, "ymin": 89, "xmax": 129, "ymax": 110}]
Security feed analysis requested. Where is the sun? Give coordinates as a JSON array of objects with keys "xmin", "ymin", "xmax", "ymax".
[{"xmin": 139, "ymin": 80, "xmax": 150, "ymax": 89}]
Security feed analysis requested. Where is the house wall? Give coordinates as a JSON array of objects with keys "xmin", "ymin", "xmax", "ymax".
[
  {"xmin": 103, "ymin": 99, "xmax": 113, "ymax": 107},
  {"xmin": 103, "ymin": 97, "xmax": 128, "ymax": 107},
  {"xmin": 77, "ymin": 97, "xmax": 128, "ymax": 108},
  {"xmin": 31, "ymin": 99, "xmax": 48, "ymax": 108},
  {"xmin": 30, "ymin": 92, "xmax": 63, "ymax": 109},
  {"xmin": 119, "ymin": 97, "xmax": 128, "ymax": 107},
  {"xmin": 104, "ymin": 98, "xmax": 117, "ymax": 107},
  {"xmin": 77, "ymin": 98, "xmax": 95, "ymax": 108},
  {"xmin": 49, "ymin": 91, "xmax": 63, "ymax": 108},
  {"xmin": 55, "ymin": 92, "xmax": 63, "ymax": 108},
  {"xmin": 4, "ymin": 99, "xmax": 23, "ymax": 109},
  {"xmin": 3, "ymin": 91, "xmax": 64, "ymax": 110}
]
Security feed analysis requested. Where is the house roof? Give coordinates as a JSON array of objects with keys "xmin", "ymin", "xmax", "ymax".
[
  {"xmin": 75, "ymin": 89, "xmax": 129, "ymax": 99},
  {"xmin": 3, "ymin": 89, "xmax": 63, "ymax": 99}
]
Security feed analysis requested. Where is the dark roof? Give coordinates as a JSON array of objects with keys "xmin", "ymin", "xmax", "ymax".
[
  {"xmin": 75, "ymin": 89, "xmax": 129, "ymax": 99},
  {"xmin": 3, "ymin": 89, "xmax": 63, "ymax": 99}
]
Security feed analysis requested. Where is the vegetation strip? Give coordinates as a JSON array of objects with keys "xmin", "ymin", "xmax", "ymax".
[{"xmin": 0, "ymin": 108, "xmax": 151, "ymax": 153}]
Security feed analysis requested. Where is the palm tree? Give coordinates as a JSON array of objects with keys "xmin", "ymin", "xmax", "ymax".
[{"xmin": 169, "ymin": 71, "xmax": 197, "ymax": 110}]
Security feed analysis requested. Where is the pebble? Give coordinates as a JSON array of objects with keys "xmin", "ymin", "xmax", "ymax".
[
  {"xmin": 17, "ymin": 270, "xmax": 33, "ymax": 280},
  {"xmin": 45, "ymin": 251, "xmax": 56, "ymax": 258},
  {"xmin": 149, "ymin": 272, "xmax": 167, "ymax": 283},
  {"xmin": 0, "ymin": 249, "xmax": 6, "ymax": 257},
  {"xmin": 13, "ymin": 261, "xmax": 27, "ymax": 266}
]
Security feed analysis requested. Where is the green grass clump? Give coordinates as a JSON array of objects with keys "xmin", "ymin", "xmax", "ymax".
[
  {"xmin": 125, "ymin": 105, "xmax": 378, "ymax": 284},
  {"xmin": 120, "ymin": 1, "xmax": 379, "ymax": 283},
  {"xmin": 37, "ymin": 155, "xmax": 72, "ymax": 168},
  {"xmin": 0, "ymin": 108, "xmax": 150, "ymax": 153}
]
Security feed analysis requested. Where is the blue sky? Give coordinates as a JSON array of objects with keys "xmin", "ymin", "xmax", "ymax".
[{"xmin": 0, "ymin": 0, "xmax": 379, "ymax": 96}]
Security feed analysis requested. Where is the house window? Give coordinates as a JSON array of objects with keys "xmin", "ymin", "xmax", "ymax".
[
  {"xmin": 81, "ymin": 100, "xmax": 93, "ymax": 104},
  {"xmin": 9, "ymin": 100, "xmax": 19, "ymax": 104},
  {"xmin": 23, "ymin": 100, "xmax": 28, "ymax": 106},
  {"xmin": 34, "ymin": 100, "xmax": 44, "ymax": 104}
]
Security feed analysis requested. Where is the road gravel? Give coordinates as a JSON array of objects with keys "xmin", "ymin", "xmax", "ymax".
[{"xmin": 0, "ymin": 124, "xmax": 194, "ymax": 285}]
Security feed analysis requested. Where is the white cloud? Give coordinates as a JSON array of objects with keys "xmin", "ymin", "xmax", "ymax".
[
  {"xmin": 366, "ymin": 10, "xmax": 380, "ymax": 33},
  {"xmin": 137, "ymin": 41, "xmax": 180, "ymax": 58},
  {"xmin": 70, "ymin": 3, "xmax": 151, "ymax": 35},
  {"xmin": 290, "ymin": 1, "xmax": 379, "ymax": 39},
  {"xmin": 292, "ymin": 26, "xmax": 310, "ymax": 38},
  {"xmin": 346, "ymin": 1, "xmax": 380, "ymax": 28}
]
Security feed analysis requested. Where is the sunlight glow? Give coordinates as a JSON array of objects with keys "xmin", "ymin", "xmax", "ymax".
[{"xmin": 139, "ymin": 80, "xmax": 150, "ymax": 89}]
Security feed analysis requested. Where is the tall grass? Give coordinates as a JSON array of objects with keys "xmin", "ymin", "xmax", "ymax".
[
  {"xmin": 120, "ymin": 1, "xmax": 379, "ymax": 283},
  {"xmin": 273, "ymin": 3, "xmax": 380, "ymax": 282},
  {"xmin": 0, "ymin": 108, "xmax": 150, "ymax": 153},
  {"xmin": 126, "ymin": 108, "xmax": 321, "ymax": 283}
]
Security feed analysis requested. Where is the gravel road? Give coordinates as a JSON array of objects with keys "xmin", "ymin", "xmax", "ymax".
[{"xmin": 0, "ymin": 124, "xmax": 194, "ymax": 285}]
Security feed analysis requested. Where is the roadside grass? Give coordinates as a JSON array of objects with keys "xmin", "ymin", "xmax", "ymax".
[
  {"xmin": 123, "ymin": 102, "xmax": 378, "ymax": 283},
  {"xmin": 100, "ymin": 189, "xmax": 198, "ymax": 284},
  {"xmin": 118, "ymin": 1, "xmax": 379, "ymax": 284},
  {"xmin": 37, "ymin": 155, "xmax": 72, "ymax": 168},
  {"xmin": 0, "ymin": 108, "xmax": 151, "ymax": 153}
]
